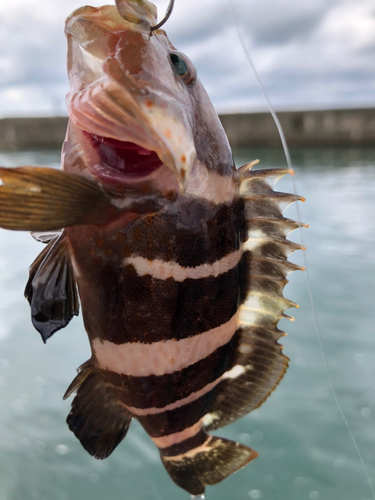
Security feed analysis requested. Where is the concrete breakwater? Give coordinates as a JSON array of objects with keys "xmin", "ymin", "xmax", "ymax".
[
  {"xmin": 220, "ymin": 108, "xmax": 375, "ymax": 148},
  {"xmin": 0, "ymin": 108, "xmax": 374, "ymax": 151},
  {"xmin": 0, "ymin": 117, "xmax": 68, "ymax": 151}
]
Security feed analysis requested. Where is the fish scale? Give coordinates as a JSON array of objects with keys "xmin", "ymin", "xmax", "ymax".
[{"xmin": 0, "ymin": 0, "xmax": 304, "ymax": 495}]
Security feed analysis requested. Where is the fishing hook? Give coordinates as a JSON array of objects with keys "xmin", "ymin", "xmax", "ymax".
[{"xmin": 150, "ymin": 0, "xmax": 175, "ymax": 31}]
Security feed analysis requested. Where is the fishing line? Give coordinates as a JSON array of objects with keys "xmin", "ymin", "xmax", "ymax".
[{"xmin": 226, "ymin": 1, "xmax": 375, "ymax": 498}]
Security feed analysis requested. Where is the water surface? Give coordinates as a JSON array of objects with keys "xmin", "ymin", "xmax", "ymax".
[{"xmin": 0, "ymin": 147, "xmax": 374, "ymax": 500}]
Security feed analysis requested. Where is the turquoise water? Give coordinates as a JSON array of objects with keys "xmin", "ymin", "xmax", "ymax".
[{"xmin": 0, "ymin": 147, "xmax": 374, "ymax": 500}]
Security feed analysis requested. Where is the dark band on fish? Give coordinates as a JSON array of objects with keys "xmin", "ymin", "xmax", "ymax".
[
  {"xmin": 140, "ymin": 327, "xmax": 289, "ymax": 438},
  {"xmin": 158, "ymin": 429, "xmax": 208, "ymax": 457},
  {"xmin": 106, "ymin": 254, "xmax": 247, "ymax": 344},
  {"xmin": 77, "ymin": 251, "xmax": 247, "ymax": 345},
  {"xmin": 137, "ymin": 391, "xmax": 214, "ymax": 437},
  {"xmin": 110, "ymin": 197, "xmax": 246, "ymax": 268},
  {"xmin": 102, "ymin": 332, "xmax": 239, "ymax": 409}
]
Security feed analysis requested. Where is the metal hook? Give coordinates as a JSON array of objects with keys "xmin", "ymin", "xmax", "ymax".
[{"xmin": 150, "ymin": 0, "xmax": 175, "ymax": 31}]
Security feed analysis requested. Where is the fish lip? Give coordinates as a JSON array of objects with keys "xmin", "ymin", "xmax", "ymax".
[
  {"xmin": 68, "ymin": 88, "xmax": 193, "ymax": 191},
  {"xmin": 85, "ymin": 131, "xmax": 166, "ymax": 183}
]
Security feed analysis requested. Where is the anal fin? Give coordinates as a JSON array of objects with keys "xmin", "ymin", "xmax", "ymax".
[
  {"xmin": 24, "ymin": 232, "xmax": 79, "ymax": 342},
  {"xmin": 65, "ymin": 361, "xmax": 132, "ymax": 460},
  {"xmin": 161, "ymin": 436, "xmax": 257, "ymax": 495}
]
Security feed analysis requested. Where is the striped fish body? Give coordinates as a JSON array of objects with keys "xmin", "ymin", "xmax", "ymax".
[
  {"xmin": 64, "ymin": 175, "xmax": 246, "ymax": 439},
  {"xmin": 61, "ymin": 162, "xmax": 304, "ymax": 496},
  {"xmin": 0, "ymin": 1, "xmax": 305, "ymax": 495}
]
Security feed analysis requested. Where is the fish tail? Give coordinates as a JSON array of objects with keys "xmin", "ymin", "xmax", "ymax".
[{"xmin": 160, "ymin": 435, "xmax": 257, "ymax": 495}]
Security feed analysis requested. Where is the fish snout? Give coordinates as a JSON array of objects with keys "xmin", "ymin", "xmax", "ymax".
[{"xmin": 65, "ymin": 4, "xmax": 197, "ymax": 191}]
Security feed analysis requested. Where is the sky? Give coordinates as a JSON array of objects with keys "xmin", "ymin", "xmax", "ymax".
[{"xmin": 0, "ymin": 0, "xmax": 374, "ymax": 117}]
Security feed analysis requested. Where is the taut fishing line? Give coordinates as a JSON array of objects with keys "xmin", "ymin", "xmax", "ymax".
[{"xmin": 226, "ymin": 1, "xmax": 375, "ymax": 498}]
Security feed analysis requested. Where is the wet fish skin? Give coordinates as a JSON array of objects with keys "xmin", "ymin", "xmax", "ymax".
[
  {"xmin": 0, "ymin": 0, "xmax": 304, "ymax": 495},
  {"xmin": 62, "ymin": 6, "xmax": 251, "ymax": 482}
]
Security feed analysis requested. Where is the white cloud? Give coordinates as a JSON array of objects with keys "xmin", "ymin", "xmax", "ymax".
[{"xmin": 0, "ymin": 0, "xmax": 373, "ymax": 116}]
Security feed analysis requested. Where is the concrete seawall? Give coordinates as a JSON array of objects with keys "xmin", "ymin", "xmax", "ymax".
[
  {"xmin": 0, "ymin": 108, "xmax": 374, "ymax": 151},
  {"xmin": 220, "ymin": 108, "xmax": 375, "ymax": 148},
  {"xmin": 0, "ymin": 117, "xmax": 68, "ymax": 151}
]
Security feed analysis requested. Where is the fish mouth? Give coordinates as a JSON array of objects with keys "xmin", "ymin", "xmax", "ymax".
[
  {"xmin": 68, "ymin": 84, "xmax": 196, "ymax": 191},
  {"xmin": 87, "ymin": 133, "xmax": 164, "ymax": 181}
]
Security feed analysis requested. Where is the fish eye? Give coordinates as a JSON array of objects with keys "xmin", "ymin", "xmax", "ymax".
[
  {"xmin": 170, "ymin": 54, "xmax": 188, "ymax": 76},
  {"xmin": 170, "ymin": 53, "xmax": 195, "ymax": 85}
]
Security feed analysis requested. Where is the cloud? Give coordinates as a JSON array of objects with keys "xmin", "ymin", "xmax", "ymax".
[
  {"xmin": 0, "ymin": 0, "xmax": 373, "ymax": 116},
  {"xmin": 233, "ymin": 0, "xmax": 332, "ymax": 46}
]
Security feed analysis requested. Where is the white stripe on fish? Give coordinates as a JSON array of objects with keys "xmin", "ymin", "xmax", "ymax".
[
  {"xmin": 151, "ymin": 420, "xmax": 202, "ymax": 448},
  {"xmin": 92, "ymin": 312, "xmax": 239, "ymax": 377},
  {"xmin": 161, "ymin": 437, "xmax": 213, "ymax": 461},
  {"xmin": 124, "ymin": 248, "xmax": 243, "ymax": 281}
]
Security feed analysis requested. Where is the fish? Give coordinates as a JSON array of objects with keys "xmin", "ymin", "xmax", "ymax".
[{"xmin": 0, "ymin": 0, "xmax": 305, "ymax": 495}]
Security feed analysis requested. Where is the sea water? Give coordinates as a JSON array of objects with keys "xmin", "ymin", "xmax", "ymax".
[{"xmin": 0, "ymin": 147, "xmax": 374, "ymax": 500}]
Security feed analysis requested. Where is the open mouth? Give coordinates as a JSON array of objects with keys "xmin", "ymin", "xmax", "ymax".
[{"xmin": 87, "ymin": 133, "xmax": 164, "ymax": 179}]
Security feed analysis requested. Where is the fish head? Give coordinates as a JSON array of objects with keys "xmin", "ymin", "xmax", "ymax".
[{"xmin": 63, "ymin": 1, "xmax": 233, "ymax": 199}]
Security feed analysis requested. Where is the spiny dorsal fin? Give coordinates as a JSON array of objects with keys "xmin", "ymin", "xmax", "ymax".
[
  {"xmin": 239, "ymin": 165, "xmax": 305, "ymax": 330},
  {"xmin": 24, "ymin": 232, "xmax": 79, "ymax": 343},
  {"xmin": 65, "ymin": 365, "xmax": 132, "ymax": 460},
  {"xmin": 203, "ymin": 165, "xmax": 305, "ymax": 430}
]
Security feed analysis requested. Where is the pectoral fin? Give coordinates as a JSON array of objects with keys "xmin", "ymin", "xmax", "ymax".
[
  {"xmin": 0, "ymin": 166, "xmax": 115, "ymax": 231},
  {"xmin": 24, "ymin": 232, "xmax": 79, "ymax": 343},
  {"xmin": 0, "ymin": 166, "xmax": 173, "ymax": 232}
]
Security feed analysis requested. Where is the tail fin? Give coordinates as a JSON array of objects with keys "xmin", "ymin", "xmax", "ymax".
[{"xmin": 160, "ymin": 436, "xmax": 257, "ymax": 495}]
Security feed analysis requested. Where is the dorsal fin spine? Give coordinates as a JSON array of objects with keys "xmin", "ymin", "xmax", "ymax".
[
  {"xmin": 201, "ymin": 166, "xmax": 305, "ymax": 433},
  {"xmin": 239, "ymin": 164, "xmax": 305, "ymax": 354}
]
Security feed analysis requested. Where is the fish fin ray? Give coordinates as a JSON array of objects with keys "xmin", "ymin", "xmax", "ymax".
[
  {"xmin": 160, "ymin": 436, "xmax": 257, "ymax": 495},
  {"xmin": 0, "ymin": 166, "xmax": 114, "ymax": 231},
  {"xmin": 239, "ymin": 166, "xmax": 304, "ymax": 332},
  {"xmin": 31, "ymin": 231, "xmax": 62, "ymax": 243},
  {"xmin": 66, "ymin": 368, "xmax": 132, "ymax": 460},
  {"xmin": 202, "ymin": 166, "xmax": 303, "ymax": 431},
  {"xmin": 203, "ymin": 326, "xmax": 288, "ymax": 431},
  {"xmin": 63, "ymin": 359, "xmax": 94, "ymax": 400},
  {"xmin": 24, "ymin": 232, "xmax": 79, "ymax": 342}
]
